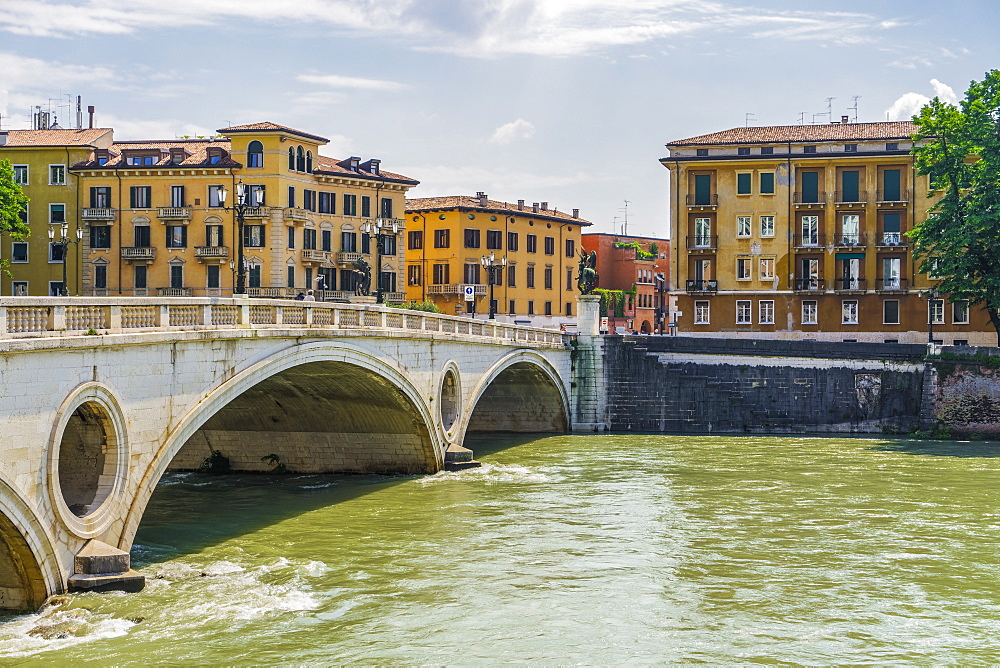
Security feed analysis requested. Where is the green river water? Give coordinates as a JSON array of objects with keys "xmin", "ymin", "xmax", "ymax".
[{"xmin": 3, "ymin": 434, "xmax": 1000, "ymax": 664}]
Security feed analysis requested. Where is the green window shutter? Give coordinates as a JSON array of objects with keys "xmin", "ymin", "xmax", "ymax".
[
  {"xmin": 842, "ymin": 171, "xmax": 859, "ymax": 201},
  {"xmin": 760, "ymin": 172, "xmax": 774, "ymax": 194},
  {"xmin": 694, "ymin": 174, "xmax": 711, "ymax": 205},
  {"xmin": 883, "ymin": 169, "xmax": 900, "ymax": 200},
  {"xmin": 737, "ymin": 173, "xmax": 751, "ymax": 195},
  {"xmin": 801, "ymin": 172, "xmax": 819, "ymax": 202},
  {"xmin": 883, "ymin": 213, "xmax": 900, "ymax": 233}
]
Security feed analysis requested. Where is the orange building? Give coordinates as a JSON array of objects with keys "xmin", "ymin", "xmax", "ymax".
[{"xmin": 580, "ymin": 233, "xmax": 670, "ymax": 334}]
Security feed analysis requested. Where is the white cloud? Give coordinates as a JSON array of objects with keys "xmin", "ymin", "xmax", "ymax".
[
  {"xmin": 885, "ymin": 78, "xmax": 959, "ymax": 121},
  {"xmin": 0, "ymin": 52, "xmax": 117, "ymax": 122},
  {"xmin": 97, "ymin": 114, "xmax": 215, "ymax": 140},
  {"xmin": 401, "ymin": 162, "xmax": 612, "ymax": 199},
  {"xmin": 297, "ymin": 74, "xmax": 406, "ymax": 92},
  {"xmin": 489, "ymin": 118, "xmax": 535, "ymax": 145}
]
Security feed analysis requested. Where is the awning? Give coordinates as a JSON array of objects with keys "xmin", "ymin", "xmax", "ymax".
[{"xmin": 835, "ymin": 252, "xmax": 866, "ymax": 259}]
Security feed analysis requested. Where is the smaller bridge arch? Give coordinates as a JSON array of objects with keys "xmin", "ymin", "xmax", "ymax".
[{"xmin": 0, "ymin": 477, "xmax": 64, "ymax": 610}]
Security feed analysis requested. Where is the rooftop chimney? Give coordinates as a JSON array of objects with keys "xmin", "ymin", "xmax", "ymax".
[
  {"xmin": 517, "ymin": 199, "xmax": 524, "ymax": 211},
  {"xmin": 476, "ymin": 191, "xmax": 488, "ymax": 207},
  {"xmin": 532, "ymin": 202, "xmax": 539, "ymax": 213},
  {"xmin": 88, "ymin": 105, "xmax": 95, "ymax": 129},
  {"xmin": 841, "ymin": 115, "xmax": 849, "ymax": 124},
  {"xmin": 540, "ymin": 201, "xmax": 548, "ymax": 211},
  {"xmin": 572, "ymin": 208, "xmax": 579, "ymax": 219}
]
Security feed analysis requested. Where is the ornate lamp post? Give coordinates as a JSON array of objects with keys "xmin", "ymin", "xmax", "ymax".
[
  {"xmin": 360, "ymin": 219, "xmax": 400, "ymax": 303},
  {"xmin": 47, "ymin": 223, "xmax": 83, "ymax": 295},
  {"xmin": 480, "ymin": 251, "xmax": 507, "ymax": 319},
  {"xmin": 218, "ymin": 181, "xmax": 263, "ymax": 295},
  {"xmin": 924, "ymin": 285, "xmax": 940, "ymax": 346}
]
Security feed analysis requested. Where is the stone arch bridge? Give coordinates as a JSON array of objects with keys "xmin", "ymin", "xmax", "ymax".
[{"xmin": 0, "ymin": 297, "xmax": 576, "ymax": 611}]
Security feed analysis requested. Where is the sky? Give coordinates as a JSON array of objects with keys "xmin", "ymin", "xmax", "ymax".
[{"xmin": 0, "ymin": 0, "xmax": 997, "ymax": 239}]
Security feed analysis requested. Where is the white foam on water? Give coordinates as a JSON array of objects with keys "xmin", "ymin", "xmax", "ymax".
[
  {"xmin": 418, "ymin": 462, "xmax": 552, "ymax": 485},
  {"xmin": 0, "ymin": 607, "xmax": 136, "ymax": 658},
  {"xmin": 301, "ymin": 560, "xmax": 330, "ymax": 577}
]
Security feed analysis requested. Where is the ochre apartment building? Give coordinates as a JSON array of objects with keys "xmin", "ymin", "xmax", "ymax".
[
  {"xmin": 404, "ymin": 193, "xmax": 591, "ymax": 326},
  {"xmin": 660, "ymin": 120, "xmax": 995, "ymax": 345}
]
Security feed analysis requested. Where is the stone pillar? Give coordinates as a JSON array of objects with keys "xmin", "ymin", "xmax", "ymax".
[{"xmin": 571, "ymin": 294, "xmax": 608, "ymax": 431}]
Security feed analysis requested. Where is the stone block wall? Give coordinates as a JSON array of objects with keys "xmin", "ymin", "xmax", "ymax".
[{"xmin": 928, "ymin": 349, "xmax": 1000, "ymax": 437}]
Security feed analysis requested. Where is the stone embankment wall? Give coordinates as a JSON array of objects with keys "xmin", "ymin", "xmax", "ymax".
[
  {"xmin": 602, "ymin": 336, "xmax": 935, "ymax": 434},
  {"xmin": 926, "ymin": 350, "xmax": 1000, "ymax": 437}
]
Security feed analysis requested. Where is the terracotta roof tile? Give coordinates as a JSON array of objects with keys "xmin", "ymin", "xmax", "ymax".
[
  {"xmin": 1, "ymin": 128, "xmax": 112, "ymax": 147},
  {"xmin": 218, "ymin": 121, "xmax": 328, "ymax": 143},
  {"xmin": 666, "ymin": 121, "xmax": 920, "ymax": 147},
  {"xmin": 313, "ymin": 155, "xmax": 417, "ymax": 185},
  {"xmin": 406, "ymin": 195, "xmax": 591, "ymax": 226},
  {"xmin": 71, "ymin": 139, "xmax": 239, "ymax": 169}
]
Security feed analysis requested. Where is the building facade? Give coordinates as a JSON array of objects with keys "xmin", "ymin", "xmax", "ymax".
[
  {"xmin": 69, "ymin": 122, "xmax": 417, "ymax": 299},
  {"xmin": 580, "ymin": 233, "xmax": 671, "ymax": 334},
  {"xmin": 0, "ymin": 128, "xmax": 113, "ymax": 296},
  {"xmin": 660, "ymin": 120, "xmax": 995, "ymax": 345},
  {"xmin": 404, "ymin": 193, "xmax": 591, "ymax": 327}
]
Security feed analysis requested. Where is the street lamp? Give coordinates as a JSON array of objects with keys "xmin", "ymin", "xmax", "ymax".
[
  {"xmin": 218, "ymin": 181, "xmax": 263, "ymax": 295},
  {"xmin": 48, "ymin": 223, "xmax": 83, "ymax": 295},
  {"xmin": 480, "ymin": 251, "xmax": 507, "ymax": 319},
  {"xmin": 360, "ymin": 218, "xmax": 400, "ymax": 303},
  {"xmin": 923, "ymin": 285, "xmax": 940, "ymax": 346}
]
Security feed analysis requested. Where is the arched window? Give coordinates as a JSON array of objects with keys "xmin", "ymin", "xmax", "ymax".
[
  {"xmin": 296, "ymin": 146, "xmax": 305, "ymax": 172},
  {"xmin": 288, "ymin": 146, "xmax": 295, "ymax": 171},
  {"xmin": 247, "ymin": 140, "xmax": 263, "ymax": 168},
  {"xmin": 306, "ymin": 150, "xmax": 313, "ymax": 173}
]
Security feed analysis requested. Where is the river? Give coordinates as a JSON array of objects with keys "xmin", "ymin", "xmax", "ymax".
[{"xmin": 3, "ymin": 434, "xmax": 1000, "ymax": 664}]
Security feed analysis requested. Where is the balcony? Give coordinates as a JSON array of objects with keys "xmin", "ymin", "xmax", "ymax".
[
  {"xmin": 793, "ymin": 278, "xmax": 826, "ymax": 292},
  {"xmin": 685, "ymin": 279, "xmax": 718, "ymax": 293},
  {"xmin": 876, "ymin": 232, "xmax": 907, "ymax": 249},
  {"xmin": 685, "ymin": 194, "xmax": 718, "ymax": 208},
  {"xmin": 240, "ymin": 206, "xmax": 270, "ymax": 219},
  {"xmin": 833, "ymin": 233, "xmax": 867, "ymax": 248},
  {"xmin": 301, "ymin": 249, "xmax": 330, "ymax": 264},
  {"xmin": 834, "ymin": 278, "xmax": 867, "ymax": 292},
  {"xmin": 834, "ymin": 191, "xmax": 869, "ymax": 206},
  {"xmin": 793, "ymin": 191, "xmax": 827, "ymax": 206},
  {"xmin": 158, "ymin": 207, "xmax": 192, "ymax": 221},
  {"xmin": 876, "ymin": 189, "xmax": 910, "ymax": 204},
  {"xmin": 686, "ymin": 235, "xmax": 718, "ymax": 251},
  {"xmin": 383, "ymin": 291, "xmax": 406, "ymax": 302},
  {"xmin": 157, "ymin": 287, "xmax": 192, "ymax": 297},
  {"xmin": 82, "ymin": 207, "xmax": 116, "ymax": 221},
  {"xmin": 195, "ymin": 246, "xmax": 229, "ymax": 260},
  {"xmin": 336, "ymin": 251, "xmax": 365, "ymax": 266},
  {"xmin": 793, "ymin": 234, "xmax": 826, "ymax": 249},
  {"xmin": 121, "ymin": 246, "xmax": 156, "ymax": 261},
  {"xmin": 428, "ymin": 284, "xmax": 487, "ymax": 295},
  {"xmin": 876, "ymin": 277, "xmax": 909, "ymax": 292},
  {"xmin": 282, "ymin": 207, "xmax": 310, "ymax": 223}
]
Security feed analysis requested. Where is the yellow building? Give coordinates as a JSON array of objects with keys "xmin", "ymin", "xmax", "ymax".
[
  {"xmin": 404, "ymin": 193, "xmax": 591, "ymax": 326},
  {"xmin": 660, "ymin": 120, "xmax": 994, "ymax": 345},
  {"xmin": 71, "ymin": 122, "xmax": 417, "ymax": 298},
  {"xmin": 0, "ymin": 127, "xmax": 113, "ymax": 295}
]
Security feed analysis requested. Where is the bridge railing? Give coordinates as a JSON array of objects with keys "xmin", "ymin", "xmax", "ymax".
[{"xmin": 0, "ymin": 297, "xmax": 567, "ymax": 346}]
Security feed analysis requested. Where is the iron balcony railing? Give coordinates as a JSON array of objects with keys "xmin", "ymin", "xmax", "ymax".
[
  {"xmin": 834, "ymin": 191, "xmax": 869, "ymax": 205},
  {"xmin": 834, "ymin": 278, "xmax": 867, "ymax": 291},
  {"xmin": 876, "ymin": 232, "xmax": 907, "ymax": 248},
  {"xmin": 793, "ymin": 234, "xmax": 826, "ymax": 248},
  {"xmin": 685, "ymin": 194, "xmax": 718, "ymax": 206},
  {"xmin": 793, "ymin": 278, "xmax": 826, "ymax": 291},
  {"xmin": 876, "ymin": 277, "xmax": 908, "ymax": 292},
  {"xmin": 686, "ymin": 235, "xmax": 718, "ymax": 250},
  {"xmin": 833, "ymin": 232, "xmax": 867, "ymax": 247},
  {"xmin": 876, "ymin": 189, "xmax": 910, "ymax": 204},
  {"xmin": 793, "ymin": 191, "xmax": 827, "ymax": 205},
  {"xmin": 685, "ymin": 279, "xmax": 718, "ymax": 293}
]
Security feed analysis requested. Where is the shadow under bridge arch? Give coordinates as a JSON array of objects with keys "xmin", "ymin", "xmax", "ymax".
[
  {"xmin": 0, "ymin": 478, "xmax": 61, "ymax": 611},
  {"xmin": 465, "ymin": 354, "xmax": 569, "ymax": 435},
  {"xmin": 171, "ymin": 357, "xmax": 439, "ymax": 476}
]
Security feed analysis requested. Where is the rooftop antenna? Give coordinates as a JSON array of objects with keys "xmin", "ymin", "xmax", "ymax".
[
  {"xmin": 745, "ymin": 112, "xmax": 756, "ymax": 127},
  {"xmin": 611, "ymin": 215, "xmax": 620, "ymax": 234},
  {"xmin": 621, "ymin": 200, "xmax": 631, "ymax": 236},
  {"xmin": 850, "ymin": 95, "xmax": 861, "ymax": 123},
  {"xmin": 797, "ymin": 112, "xmax": 806, "ymax": 125},
  {"xmin": 826, "ymin": 96, "xmax": 836, "ymax": 122},
  {"xmin": 812, "ymin": 113, "xmax": 824, "ymax": 125}
]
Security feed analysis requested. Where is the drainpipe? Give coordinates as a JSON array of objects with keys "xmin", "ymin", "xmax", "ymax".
[
  {"xmin": 786, "ymin": 141, "xmax": 793, "ymax": 293},
  {"xmin": 116, "ymin": 167, "xmax": 123, "ymax": 294},
  {"xmin": 415, "ymin": 212, "xmax": 427, "ymax": 302}
]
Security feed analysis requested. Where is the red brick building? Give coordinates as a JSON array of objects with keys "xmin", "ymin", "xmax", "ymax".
[{"xmin": 581, "ymin": 233, "xmax": 670, "ymax": 333}]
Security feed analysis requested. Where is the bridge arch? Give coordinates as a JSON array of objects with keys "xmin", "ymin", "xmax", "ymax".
[
  {"xmin": 0, "ymin": 476, "xmax": 63, "ymax": 610},
  {"xmin": 463, "ymin": 351, "xmax": 570, "ymax": 438},
  {"xmin": 118, "ymin": 341, "xmax": 441, "ymax": 549}
]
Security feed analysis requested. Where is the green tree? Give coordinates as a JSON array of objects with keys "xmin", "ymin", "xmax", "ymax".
[{"xmin": 910, "ymin": 70, "xmax": 1000, "ymax": 337}]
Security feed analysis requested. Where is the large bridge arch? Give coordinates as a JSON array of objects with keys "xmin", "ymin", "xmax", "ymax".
[
  {"xmin": 0, "ymin": 477, "xmax": 63, "ymax": 610},
  {"xmin": 118, "ymin": 341, "xmax": 441, "ymax": 550},
  {"xmin": 462, "ymin": 351, "xmax": 570, "ymax": 439}
]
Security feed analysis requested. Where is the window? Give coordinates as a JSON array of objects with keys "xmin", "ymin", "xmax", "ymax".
[
  {"xmin": 886, "ymin": 142, "xmax": 899, "ymax": 151},
  {"xmin": 759, "ymin": 258, "xmax": 774, "ymax": 280},
  {"xmin": 170, "ymin": 185, "xmax": 185, "ymax": 207},
  {"xmin": 133, "ymin": 225, "xmax": 151, "ymax": 247},
  {"xmin": 566, "ymin": 268, "xmax": 573, "ymax": 291},
  {"xmin": 842, "ymin": 300, "xmax": 859, "ymax": 324},
  {"xmin": 508, "ymin": 232, "xmax": 519, "ymax": 252},
  {"xmin": 508, "ymin": 299, "xmax": 516, "ymax": 314},
  {"xmin": 566, "ymin": 302, "xmax": 572, "ymax": 316},
  {"xmin": 247, "ymin": 140, "xmax": 263, "ymax": 168},
  {"xmin": 882, "ymin": 257, "xmax": 901, "ymax": 289},
  {"xmin": 249, "ymin": 265, "xmax": 261, "ymax": 288},
  {"xmin": 287, "ymin": 266, "xmax": 295, "ymax": 288},
  {"xmin": 322, "ymin": 230, "xmax": 331, "ymax": 252},
  {"xmin": 802, "ymin": 300, "xmax": 818, "ymax": 324},
  {"xmin": 244, "ymin": 225, "xmax": 265, "ymax": 247},
  {"xmin": 882, "ymin": 169, "xmax": 902, "ymax": 201},
  {"xmin": 736, "ymin": 300, "xmax": 752, "ymax": 324},
  {"xmin": 953, "ymin": 300, "xmax": 970, "ymax": 324},
  {"xmin": 287, "ymin": 186, "xmax": 296, "ymax": 209},
  {"xmin": 738, "ymin": 147, "xmax": 750, "ymax": 156},
  {"xmin": 318, "ymin": 192, "xmax": 334, "ymax": 213},
  {"xmin": 883, "ymin": 300, "xmax": 900, "ymax": 325},
  {"xmin": 90, "ymin": 226, "xmax": 111, "ymax": 249},
  {"xmin": 759, "ymin": 300, "xmax": 775, "ymax": 324},
  {"xmin": 527, "ymin": 234, "xmax": 537, "ymax": 253},
  {"xmin": 288, "ymin": 147, "xmax": 296, "ymax": 171},
  {"xmin": 166, "ymin": 225, "xmax": 187, "ymax": 248},
  {"xmin": 804, "ymin": 145, "xmax": 817, "ymax": 154},
  {"xmin": 296, "ymin": 146, "xmax": 305, "ymax": 172},
  {"xmin": 287, "ymin": 226, "xmax": 295, "ymax": 249},
  {"xmin": 93, "ymin": 265, "xmax": 107, "ymax": 290},
  {"xmin": 206, "ymin": 225, "xmax": 223, "ymax": 247},
  {"xmin": 432, "ymin": 263, "xmax": 449, "ymax": 284},
  {"xmin": 207, "ymin": 149, "xmax": 222, "ymax": 165},
  {"xmin": 127, "ymin": 154, "xmax": 157, "ymax": 166},
  {"xmin": 737, "ymin": 216, "xmax": 751, "ymax": 237},
  {"xmin": 545, "ymin": 301, "xmax": 553, "ymax": 316},
  {"xmin": 408, "ymin": 231, "xmax": 423, "ymax": 250},
  {"xmin": 361, "ymin": 196, "xmax": 371, "ymax": 218},
  {"xmin": 737, "ymin": 173, "xmax": 751, "ymax": 195},
  {"xmin": 343, "ymin": 194, "xmax": 357, "ymax": 216},
  {"xmin": 527, "ymin": 266, "xmax": 536, "ymax": 288},
  {"xmin": 434, "ymin": 229, "xmax": 449, "ymax": 248},
  {"xmin": 694, "ymin": 301, "xmax": 710, "ymax": 324},
  {"xmin": 845, "ymin": 144, "xmax": 858, "ymax": 152},
  {"xmin": 544, "ymin": 237, "xmax": 555, "ymax": 255},
  {"xmin": 882, "ymin": 213, "xmax": 901, "ymax": 245},
  {"xmin": 306, "ymin": 151, "xmax": 313, "ymax": 173},
  {"xmin": 463, "ymin": 263, "xmax": 480, "ymax": 284},
  {"xmin": 527, "ymin": 300, "xmax": 535, "ymax": 315},
  {"xmin": 380, "ymin": 198, "xmax": 393, "ymax": 219},
  {"xmin": 928, "ymin": 257, "xmax": 942, "ymax": 279},
  {"xmin": 464, "ymin": 228, "xmax": 481, "ymax": 248},
  {"xmin": 481, "ymin": 230, "xmax": 500, "ymax": 250},
  {"xmin": 929, "ymin": 299, "xmax": 945, "ymax": 324},
  {"xmin": 379, "ymin": 234, "xmax": 396, "ymax": 256},
  {"xmin": 694, "ymin": 217, "xmax": 712, "ymax": 247},
  {"xmin": 170, "ymin": 265, "xmax": 184, "ymax": 289},
  {"xmin": 49, "ymin": 281, "xmax": 64, "ymax": 296},
  {"xmin": 761, "ymin": 146, "xmax": 774, "ymax": 155},
  {"xmin": 208, "ymin": 185, "xmax": 224, "ymax": 208},
  {"xmin": 11, "ymin": 281, "xmax": 27, "ymax": 295},
  {"xmin": 407, "ymin": 265, "xmax": 422, "ymax": 286},
  {"xmin": 206, "ymin": 264, "xmax": 220, "ymax": 289},
  {"xmin": 841, "ymin": 214, "xmax": 860, "ymax": 244},
  {"xmin": 507, "ymin": 265, "xmax": 516, "ymax": 287},
  {"xmin": 12, "ymin": 165, "xmax": 28, "ymax": 185},
  {"xmin": 303, "ymin": 228, "xmax": 317, "ymax": 250},
  {"xmin": 129, "ymin": 186, "xmax": 151, "ymax": 209},
  {"xmin": 11, "ymin": 242, "xmax": 28, "ymax": 263},
  {"xmin": 801, "ymin": 215, "xmax": 819, "ymax": 245},
  {"xmin": 759, "ymin": 172, "xmax": 775, "ymax": 195},
  {"xmin": 49, "ymin": 242, "xmax": 65, "ymax": 262},
  {"xmin": 49, "ymin": 164, "xmax": 66, "ymax": 185},
  {"xmin": 566, "ymin": 239, "xmax": 575, "ymax": 257},
  {"xmin": 544, "ymin": 267, "xmax": 553, "ymax": 289},
  {"xmin": 341, "ymin": 231, "xmax": 357, "ymax": 252},
  {"xmin": 737, "ymin": 257, "xmax": 751, "ymax": 280},
  {"xmin": 760, "ymin": 215, "xmax": 774, "ymax": 237},
  {"xmin": 696, "ymin": 148, "xmax": 708, "ymax": 156},
  {"xmin": 303, "ymin": 190, "xmax": 316, "ymax": 211},
  {"xmin": 49, "ymin": 203, "xmax": 65, "ymax": 224}
]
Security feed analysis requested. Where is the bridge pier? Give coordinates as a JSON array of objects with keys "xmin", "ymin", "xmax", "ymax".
[{"xmin": 571, "ymin": 294, "xmax": 610, "ymax": 431}]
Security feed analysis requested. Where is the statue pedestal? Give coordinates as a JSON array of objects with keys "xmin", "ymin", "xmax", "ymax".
[
  {"xmin": 351, "ymin": 296, "xmax": 377, "ymax": 305},
  {"xmin": 575, "ymin": 294, "xmax": 602, "ymax": 336}
]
